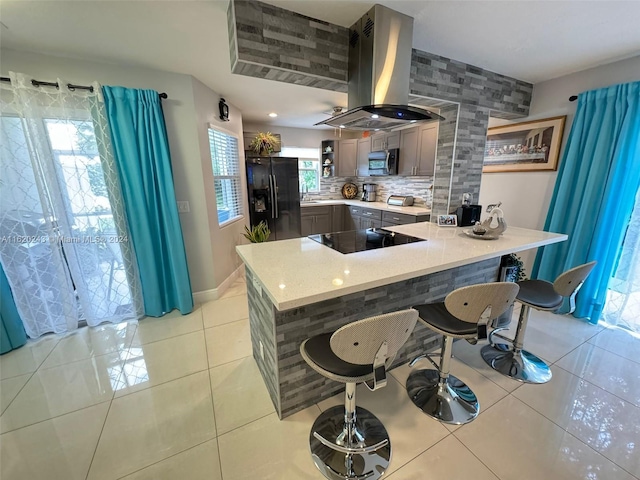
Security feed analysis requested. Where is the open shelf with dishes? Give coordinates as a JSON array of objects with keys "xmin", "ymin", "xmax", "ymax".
[{"xmin": 321, "ymin": 140, "xmax": 337, "ymax": 177}]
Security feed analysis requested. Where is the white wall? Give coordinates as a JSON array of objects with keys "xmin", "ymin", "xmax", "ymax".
[
  {"xmin": 479, "ymin": 55, "xmax": 640, "ymax": 272},
  {"xmin": 1, "ymin": 49, "xmax": 244, "ymax": 294},
  {"xmin": 191, "ymin": 77, "xmax": 248, "ymax": 287}
]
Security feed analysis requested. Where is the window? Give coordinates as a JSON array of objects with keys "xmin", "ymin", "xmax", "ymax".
[
  {"xmin": 208, "ymin": 127, "xmax": 243, "ymax": 226},
  {"xmin": 280, "ymin": 146, "xmax": 321, "ymax": 193}
]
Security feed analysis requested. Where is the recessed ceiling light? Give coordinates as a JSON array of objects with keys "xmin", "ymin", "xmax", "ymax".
[
  {"xmin": 268, "ymin": 113, "xmax": 278, "ymax": 118},
  {"xmin": 339, "ymin": 125, "xmax": 345, "ymax": 128},
  {"xmin": 371, "ymin": 114, "xmax": 379, "ymax": 119}
]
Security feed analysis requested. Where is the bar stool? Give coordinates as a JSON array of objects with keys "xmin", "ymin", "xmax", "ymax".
[
  {"xmin": 406, "ymin": 282, "xmax": 519, "ymax": 424},
  {"xmin": 481, "ymin": 261, "xmax": 596, "ymax": 384},
  {"xmin": 300, "ymin": 309, "xmax": 419, "ymax": 480}
]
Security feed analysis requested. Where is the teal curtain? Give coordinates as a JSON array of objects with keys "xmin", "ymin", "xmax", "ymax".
[
  {"xmin": 1, "ymin": 263, "xmax": 27, "ymax": 354},
  {"xmin": 102, "ymin": 87, "xmax": 193, "ymax": 317},
  {"xmin": 533, "ymin": 81, "xmax": 640, "ymax": 323}
]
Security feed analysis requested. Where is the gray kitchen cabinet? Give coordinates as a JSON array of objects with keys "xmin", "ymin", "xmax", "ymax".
[
  {"xmin": 331, "ymin": 205, "xmax": 345, "ymax": 232},
  {"xmin": 371, "ymin": 133, "xmax": 385, "ymax": 152},
  {"xmin": 338, "ymin": 139, "xmax": 358, "ymax": 177},
  {"xmin": 416, "ymin": 125, "xmax": 438, "ymax": 176},
  {"xmin": 398, "ymin": 126, "xmax": 419, "ymax": 175},
  {"xmin": 381, "ymin": 210, "xmax": 430, "ymax": 227},
  {"xmin": 346, "ymin": 206, "xmax": 383, "ymax": 230},
  {"xmin": 345, "ymin": 206, "xmax": 362, "ymax": 230},
  {"xmin": 357, "ymin": 137, "xmax": 371, "ymax": 176},
  {"xmin": 301, "ymin": 206, "xmax": 332, "ymax": 235},
  {"xmin": 371, "ymin": 131, "xmax": 400, "ymax": 152},
  {"xmin": 398, "ymin": 124, "xmax": 438, "ymax": 176},
  {"xmin": 301, "ymin": 215, "xmax": 314, "ymax": 236}
]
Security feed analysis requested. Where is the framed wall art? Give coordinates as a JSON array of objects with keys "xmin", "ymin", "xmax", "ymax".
[{"xmin": 483, "ymin": 116, "xmax": 566, "ymax": 173}]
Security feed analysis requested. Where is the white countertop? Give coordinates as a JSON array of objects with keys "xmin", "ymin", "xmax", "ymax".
[
  {"xmin": 300, "ymin": 199, "xmax": 431, "ymax": 216},
  {"xmin": 236, "ymin": 223, "xmax": 567, "ymax": 311}
]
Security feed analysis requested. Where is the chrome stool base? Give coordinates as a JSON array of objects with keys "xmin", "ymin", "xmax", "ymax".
[
  {"xmin": 406, "ymin": 369, "xmax": 479, "ymax": 425},
  {"xmin": 481, "ymin": 343, "xmax": 552, "ymax": 384},
  {"xmin": 310, "ymin": 405, "xmax": 391, "ymax": 480}
]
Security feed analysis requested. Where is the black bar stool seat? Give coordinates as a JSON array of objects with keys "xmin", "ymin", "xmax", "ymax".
[
  {"xmin": 407, "ymin": 282, "xmax": 520, "ymax": 425},
  {"xmin": 300, "ymin": 309, "xmax": 419, "ymax": 480},
  {"xmin": 482, "ymin": 261, "xmax": 596, "ymax": 384}
]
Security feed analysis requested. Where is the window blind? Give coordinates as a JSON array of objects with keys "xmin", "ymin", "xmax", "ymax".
[{"xmin": 208, "ymin": 128, "xmax": 243, "ymax": 226}]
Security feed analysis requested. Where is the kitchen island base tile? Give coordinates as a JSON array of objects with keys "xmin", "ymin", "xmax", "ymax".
[{"xmin": 247, "ymin": 257, "xmax": 501, "ymax": 419}]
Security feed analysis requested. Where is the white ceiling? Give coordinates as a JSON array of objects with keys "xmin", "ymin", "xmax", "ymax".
[{"xmin": 1, "ymin": 1, "xmax": 639, "ymax": 129}]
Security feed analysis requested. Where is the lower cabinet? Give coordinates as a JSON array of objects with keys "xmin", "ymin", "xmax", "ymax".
[
  {"xmin": 301, "ymin": 206, "xmax": 332, "ymax": 235},
  {"xmin": 304, "ymin": 204, "xmax": 431, "ymax": 236},
  {"xmin": 381, "ymin": 211, "xmax": 430, "ymax": 227},
  {"xmin": 347, "ymin": 206, "xmax": 383, "ymax": 230}
]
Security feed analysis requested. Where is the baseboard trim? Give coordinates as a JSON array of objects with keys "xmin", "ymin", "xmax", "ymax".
[{"xmin": 193, "ymin": 264, "xmax": 245, "ymax": 304}]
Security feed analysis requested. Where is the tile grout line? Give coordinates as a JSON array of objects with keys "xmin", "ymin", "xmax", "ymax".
[
  {"xmin": 114, "ymin": 438, "xmax": 216, "ymax": 480},
  {"xmin": 551, "ymin": 362, "xmax": 640, "ymax": 408},
  {"xmin": 498, "ymin": 331, "xmax": 640, "ymax": 479},
  {"xmin": 0, "ymin": 335, "xmax": 64, "ymax": 418},
  {"xmin": 0, "ymin": 400, "xmax": 112, "ymax": 437},
  {"xmin": 201, "ymin": 308, "xmax": 225, "ymax": 480},
  {"xmin": 83, "ymin": 323, "xmax": 135, "ymax": 480}
]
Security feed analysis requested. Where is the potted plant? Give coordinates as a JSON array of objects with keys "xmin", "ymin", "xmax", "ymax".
[
  {"xmin": 501, "ymin": 253, "xmax": 527, "ymax": 282},
  {"xmin": 249, "ymin": 132, "xmax": 281, "ymax": 155},
  {"xmin": 243, "ymin": 221, "xmax": 271, "ymax": 243}
]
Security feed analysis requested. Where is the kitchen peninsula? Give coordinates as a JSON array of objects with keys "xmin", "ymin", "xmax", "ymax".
[{"xmin": 236, "ymin": 223, "xmax": 566, "ymax": 418}]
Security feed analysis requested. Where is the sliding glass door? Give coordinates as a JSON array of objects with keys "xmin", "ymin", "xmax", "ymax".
[{"xmin": 0, "ymin": 74, "xmax": 142, "ymax": 338}]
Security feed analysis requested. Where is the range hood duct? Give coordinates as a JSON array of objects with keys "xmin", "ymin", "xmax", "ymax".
[{"xmin": 316, "ymin": 4, "xmax": 443, "ymax": 130}]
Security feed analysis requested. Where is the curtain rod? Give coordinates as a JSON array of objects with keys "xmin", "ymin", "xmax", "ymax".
[{"xmin": 0, "ymin": 76, "xmax": 168, "ymax": 99}]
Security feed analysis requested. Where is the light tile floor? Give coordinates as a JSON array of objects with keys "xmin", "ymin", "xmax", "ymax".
[{"xmin": 1, "ymin": 276, "xmax": 639, "ymax": 480}]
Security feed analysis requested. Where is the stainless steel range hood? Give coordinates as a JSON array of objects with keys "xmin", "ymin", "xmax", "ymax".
[{"xmin": 316, "ymin": 4, "xmax": 443, "ymax": 130}]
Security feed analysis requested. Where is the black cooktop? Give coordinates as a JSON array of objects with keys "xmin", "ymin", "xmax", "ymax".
[{"xmin": 308, "ymin": 228, "xmax": 426, "ymax": 254}]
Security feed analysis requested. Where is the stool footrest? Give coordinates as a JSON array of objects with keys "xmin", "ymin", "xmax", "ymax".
[
  {"xmin": 313, "ymin": 431, "xmax": 389, "ymax": 455},
  {"xmin": 409, "ymin": 353, "xmax": 439, "ymax": 370},
  {"xmin": 310, "ymin": 405, "xmax": 391, "ymax": 480}
]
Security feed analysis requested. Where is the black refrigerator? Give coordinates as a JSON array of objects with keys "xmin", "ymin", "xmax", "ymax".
[{"xmin": 246, "ymin": 156, "xmax": 301, "ymax": 240}]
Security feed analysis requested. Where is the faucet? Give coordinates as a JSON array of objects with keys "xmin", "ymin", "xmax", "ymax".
[{"xmin": 300, "ymin": 184, "xmax": 307, "ymax": 202}]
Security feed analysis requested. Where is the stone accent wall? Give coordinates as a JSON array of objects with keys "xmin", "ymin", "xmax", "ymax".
[
  {"xmin": 228, "ymin": 0, "xmax": 348, "ymax": 92},
  {"xmin": 246, "ymin": 268, "xmax": 280, "ymax": 413},
  {"xmin": 248, "ymin": 258, "xmax": 501, "ymax": 418},
  {"xmin": 314, "ymin": 175, "xmax": 433, "ymax": 206},
  {"xmin": 410, "ymin": 50, "xmax": 533, "ymax": 213},
  {"xmin": 433, "ymin": 103, "xmax": 459, "ymax": 217},
  {"xmin": 227, "ymin": 2, "xmax": 533, "ymax": 219}
]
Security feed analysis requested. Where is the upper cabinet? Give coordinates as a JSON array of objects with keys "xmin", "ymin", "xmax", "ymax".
[
  {"xmin": 357, "ymin": 137, "xmax": 371, "ymax": 176},
  {"xmin": 398, "ymin": 124, "xmax": 438, "ymax": 176},
  {"xmin": 321, "ymin": 140, "xmax": 337, "ymax": 177},
  {"xmin": 337, "ymin": 139, "xmax": 358, "ymax": 177},
  {"xmin": 370, "ymin": 131, "xmax": 400, "ymax": 152}
]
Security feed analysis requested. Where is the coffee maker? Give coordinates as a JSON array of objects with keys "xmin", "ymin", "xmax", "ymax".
[{"xmin": 362, "ymin": 183, "xmax": 377, "ymax": 202}]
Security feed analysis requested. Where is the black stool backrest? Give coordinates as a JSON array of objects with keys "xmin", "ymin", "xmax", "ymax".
[
  {"xmin": 330, "ymin": 309, "xmax": 419, "ymax": 366},
  {"xmin": 553, "ymin": 261, "xmax": 597, "ymax": 297},
  {"xmin": 445, "ymin": 282, "xmax": 520, "ymax": 324}
]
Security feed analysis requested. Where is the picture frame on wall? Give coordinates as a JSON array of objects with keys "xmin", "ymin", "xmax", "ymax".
[
  {"xmin": 482, "ymin": 116, "xmax": 566, "ymax": 173},
  {"xmin": 437, "ymin": 214, "xmax": 458, "ymax": 227}
]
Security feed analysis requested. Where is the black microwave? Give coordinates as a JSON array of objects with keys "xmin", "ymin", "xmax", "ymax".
[{"xmin": 368, "ymin": 148, "xmax": 399, "ymax": 176}]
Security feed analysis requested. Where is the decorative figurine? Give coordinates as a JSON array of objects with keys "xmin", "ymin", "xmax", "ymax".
[{"xmin": 479, "ymin": 205, "xmax": 507, "ymax": 236}]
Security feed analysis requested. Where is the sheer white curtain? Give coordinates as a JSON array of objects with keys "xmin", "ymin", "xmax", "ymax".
[
  {"xmin": 603, "ymin": 187, "xmax": 640, "ymax": 333},
  {"xmin": 0, "ymin": 72, "xmax": 143, "ymax": 337}
]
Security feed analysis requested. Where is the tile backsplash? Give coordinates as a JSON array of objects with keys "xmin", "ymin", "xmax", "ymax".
[{"xmin": 311, "ymin": 175, "xmax": 433, "ymax": 206}]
